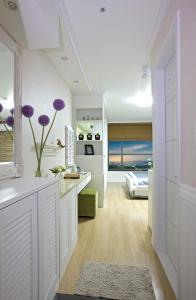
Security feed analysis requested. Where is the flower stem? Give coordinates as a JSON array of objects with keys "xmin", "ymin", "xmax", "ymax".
[
  {"xmin": 0, "ymin": 116, "xmax": 13, "ymax": 141},
  {"xmin": 39, "ymin": 126, "xmax": 45, "ymax": 161},
  {"xmin": 28, "ymin": 118, "xmax": 39, "ymax": 161},
  {"xmin": 41, "ymin": 110, "xmax": 57, "ymax": 151}
]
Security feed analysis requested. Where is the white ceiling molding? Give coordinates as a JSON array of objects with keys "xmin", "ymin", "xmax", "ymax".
[
  {"xmin": 146, "ymin": 0, "xmax": 171, "ymax": 55},
  {"xmin": 18, "ymin": 0, "xmax": 59, "ymax": 49},
  {"xmin": 55, "ymin": 0, "xmax": 92, "ymax": 93}
]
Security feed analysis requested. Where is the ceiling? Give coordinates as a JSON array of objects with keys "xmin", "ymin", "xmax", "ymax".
[
  {"xmin": 56, "ymin": 0, "xmax": 166, "ymax": 122},
  {"xmin": 0, "ymin": 0, "xmax": 169, "ymax": 122},
  {"xmin": 48, "ymin": 0, "xmax": 168, "ymax": 122}
]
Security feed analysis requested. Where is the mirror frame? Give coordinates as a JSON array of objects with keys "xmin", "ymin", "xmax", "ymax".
[{"xmin": 0, "ymin": 25, "xmax": 22, "ymax": 179}]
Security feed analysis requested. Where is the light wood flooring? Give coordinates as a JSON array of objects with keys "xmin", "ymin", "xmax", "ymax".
[{"xmin": 58, "ymin": 183, "xmax": 176, "ymax": 300}]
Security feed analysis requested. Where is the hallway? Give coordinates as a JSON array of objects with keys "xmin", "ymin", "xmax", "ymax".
[{"xmin": 58, "ymin": 183, "xmax": 175, "ymax": 300}]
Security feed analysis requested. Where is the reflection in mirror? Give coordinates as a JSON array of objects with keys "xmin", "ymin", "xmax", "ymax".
[{"xmin": 0, "ymin": 40, "xmax": 14, "ymax": 163}]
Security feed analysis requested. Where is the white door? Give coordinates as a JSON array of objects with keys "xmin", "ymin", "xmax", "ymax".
[
  {"xmin": 38, "ymin": 183, "xmax": 59, "ymax": 300},
  {"xmin": 0, "ymin": 194, "xmax": 38, "ymax": 300},
  {"xmin": 165, "ymin": 47, "xmax": 178, "ymax": 270}
]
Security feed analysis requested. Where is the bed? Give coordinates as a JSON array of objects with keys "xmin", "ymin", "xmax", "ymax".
[{"xmin": 125, "ymin": 171, "xmax": 149, "ymax": 198}]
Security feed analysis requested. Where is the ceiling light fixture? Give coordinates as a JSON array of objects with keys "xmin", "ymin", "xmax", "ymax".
[
  {"xmin": 126, "ymin": 88, "xmax": 152, "ymax": 107},
  {"xmin": 61, "ymin": 56, "xmax": 68, "ymax": 61},
  {"xmin": 100, "ymin": 7, "xmax": 106, "ymax": 13},
  {"xmin": 141, "ymin": 65, "xmax": 149, "ymax": 79},
  {"xmin": 3, "ymin": 0, "xmax": 18, "ymax": 11}
]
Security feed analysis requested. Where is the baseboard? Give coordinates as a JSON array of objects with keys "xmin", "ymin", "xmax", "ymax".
[{"xmin": 156, "ymin": 251, "xmax": 178, "ymax": 297}]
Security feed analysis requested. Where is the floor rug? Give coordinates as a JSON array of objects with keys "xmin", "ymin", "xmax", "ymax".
[{"xmin": 74, "ymin": 261, "xmax": 156, "ymax": 300}]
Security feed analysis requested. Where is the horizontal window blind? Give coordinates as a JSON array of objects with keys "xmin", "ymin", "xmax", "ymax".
[{"xmin": 108, "ymin": 123, "xmax": 152, "ymax": 141}]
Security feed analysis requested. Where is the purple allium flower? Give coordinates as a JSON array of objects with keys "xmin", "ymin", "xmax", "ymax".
[
  {"xmin": 21, "ymin": 105, "xmax": 34, "ymax": 118},
  {"xmin": 0, "ymin": 103, "xmax": 3, "ymax": 113},
  {"xmin": 53, "ymin": 99, "xmax": 65, "ymax": 111},
  {"xmin": 10, "ymin": 108, "xmax": 14, "ymax": 115},
  {"xmin": 6, "ymin": 116, "xmax": 14, "ymax": 128},
  {"xmin": 38, "ymin": 115, "xmax": 50, "ymax": 126}
]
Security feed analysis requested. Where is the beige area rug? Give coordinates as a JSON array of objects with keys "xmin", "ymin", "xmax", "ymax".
[{"xmin": 74, "ymin": 261, "xmax": 156, "ymax": 300}]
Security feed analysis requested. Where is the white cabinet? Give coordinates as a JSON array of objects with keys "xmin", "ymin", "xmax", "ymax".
[
  {"xmin": 0, "ymin": 179, "xmax": 59, "ymax": 300},
  {"xmin": 59, "ymin": 191, "xmax": 70, "ymax": 278},
  {"xmin": 38, "ymin": 184, "xmax": 59, "ymax": 300},
  {"xmin": 0, "ymin": 194, "xmax": 38, "ymax": 300},
  {"xmin": 69, "ymin": 188, "xmax": 77, "ymax": 246},
  {"xmin": 59, "ymin": 187, "xmax": 77, "ymax": 279}
]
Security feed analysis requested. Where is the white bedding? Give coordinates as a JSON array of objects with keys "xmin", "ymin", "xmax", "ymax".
[{"xmin": 125, "ymin": 171, "xmax": 148, "ymax": 198}]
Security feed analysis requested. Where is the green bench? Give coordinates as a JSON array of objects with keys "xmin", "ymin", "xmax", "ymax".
[{"xmin": 78, "ymin": 188, "xmax": 98, "ymax": 218}]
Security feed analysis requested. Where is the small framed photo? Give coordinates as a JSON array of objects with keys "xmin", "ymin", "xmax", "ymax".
[{"xmin": 84, "ymin": 144, "xmax": 94, "ymax": 155}]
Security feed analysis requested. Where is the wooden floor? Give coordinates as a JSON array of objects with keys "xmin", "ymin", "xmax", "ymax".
[{"xmin": 58, "ymin": 183, "xmax": 176, "ymax": 300}]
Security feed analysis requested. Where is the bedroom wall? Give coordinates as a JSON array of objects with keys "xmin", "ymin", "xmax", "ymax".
[{"xmin": 22, "ymin": 50, "xmax": 72, "ymax": 177}]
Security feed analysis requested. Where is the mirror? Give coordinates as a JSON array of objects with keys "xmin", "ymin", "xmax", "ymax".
[
  {"xmin": 0, "ymin": 40, "xmax": 14, "ymax": 163},
  {"xmin": 0, "ymin": 25, "xmax": 22, "ymax": 178}
]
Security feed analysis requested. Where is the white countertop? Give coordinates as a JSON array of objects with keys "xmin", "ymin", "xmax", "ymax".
[
  {"xmin": 0, "ymin": 172, "xmax": 91, "ymax": 210},
  {"xmin": 0, "ymin": 177, "xmax": 58, "ymax": 210}
]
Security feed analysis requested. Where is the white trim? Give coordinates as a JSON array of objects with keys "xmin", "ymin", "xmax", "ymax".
[
  {"xmin": 0, "ymin": 25, "xmax": 22, "ymax": 179},
  {"xmin": 157, "ymin": 251, "xmax": 178, "ymax": 296},
  {"xmin": 55, "ymin": 0, "xmax": 92, "ymax": 93},
  {"xmin": 147, "ymin": 0, "xmax": 171, "ymax": 55}
]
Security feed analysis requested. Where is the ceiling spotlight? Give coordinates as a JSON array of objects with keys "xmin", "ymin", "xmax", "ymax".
[
  {"xmin": 61, "ymin": 56, "xmax": 68, "ymax": 61},
  {"xmin": 141, "ymin": 65, "xmax": 149, "ymax": 79},
  {"xmin": 3, "ymin": 0, "xmax": 18, "ymax": 11},
  {"xmin": 73, "ymin": 80, "xmax": 79, "ymax": 84},
  {"xmin": 100, "ymin": 7, "xmax": 106, "ymax": 13}
]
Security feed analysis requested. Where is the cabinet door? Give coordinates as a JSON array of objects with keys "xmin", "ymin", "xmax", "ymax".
[
  {"xmin": 0, "ymin": 194, "xmax": 38, "ymax": 300},
  {"xmin": 59, "ymin": 193, "xmax": 70, "ymax": 279},
  {"xmin": 38, "ymin": 183, "xmax": 59, "ymax": 300},
  {"xmin": 69, "ymin": 187, "xmax": 77, "ymax": 247}
]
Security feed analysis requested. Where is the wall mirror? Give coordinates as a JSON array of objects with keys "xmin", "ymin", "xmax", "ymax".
[{"xmin": 0, "ymin": 25, "xmax": 22, "ymax": 179}]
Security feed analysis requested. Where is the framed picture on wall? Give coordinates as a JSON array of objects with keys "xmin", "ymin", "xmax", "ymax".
[{"xmin": 84, "ymin": 144, "xmax": 94, "ymax": 155}]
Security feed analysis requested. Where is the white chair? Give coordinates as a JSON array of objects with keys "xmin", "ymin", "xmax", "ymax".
[{"xmin": 125, "ymin": 172, "xmax": 148, "ymax": 198}]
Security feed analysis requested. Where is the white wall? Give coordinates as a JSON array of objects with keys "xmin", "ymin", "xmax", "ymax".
[
  {"xmin": 22, "ymin": 50, "xmax": 72, "ymax": 177},
  {"xmin": 151, "ymin": 1, "xmax": 196, "ymax": 298},
  {"xmin": 74, "ymin": 93, "xmax": 103, "ymax": 109}
]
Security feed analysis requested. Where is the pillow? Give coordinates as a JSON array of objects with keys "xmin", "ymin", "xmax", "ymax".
[{"xmin": 127, "ymin": 172, "xmax": 138, "ymax": 186}]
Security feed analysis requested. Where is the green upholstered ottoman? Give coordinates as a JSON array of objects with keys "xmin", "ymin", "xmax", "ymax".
[{"xmin": 78, "ymin": 188, "xmax": 98, "ymax": 218}]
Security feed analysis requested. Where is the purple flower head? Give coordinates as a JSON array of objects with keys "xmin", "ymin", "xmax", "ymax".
[
  {"xmin": 53, "ymin": 99, "xmax": 65, "ymax": 111},
  {"xmin": 21, "ymin": 105, "xmax": 34, "ymax": 118},
  {"xmin": 6, "ymin": 116, "xmax": 14, "ymax": 128},
  {"xmin": 10, "ymin": 108, "xmax": 14, "ymax": 115},
  {"xmin": 0, "ymin": 103, "xmax": 3, "ymax": 113},
  {"xmin": 38, "ymin": 115, "xmax": 50, "ymax": 126}
]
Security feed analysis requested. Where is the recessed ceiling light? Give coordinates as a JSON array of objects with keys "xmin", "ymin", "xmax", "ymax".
[
  {"xmin": 61, "ymin": 56, "xmax": 68, "ymax": 61},
  {"xmin": 100, "ymin": 7, "xmax": 106, "ymax": 13},
  {"xmin": 3, "ymin": 0, "xmax": 18, "ymax": 11},
  {"xmin": 73, "ymin": 80, "xmax": 79, "ymax": 84}
]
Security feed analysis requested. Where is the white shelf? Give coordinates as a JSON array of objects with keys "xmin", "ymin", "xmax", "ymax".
[
  {"xmin": 76, "ymin": 139, "xmax": 102, "ymax": 142},
  {"xmin": 76, "ymin": 120, "xmax": 102, "ymax": 123}
]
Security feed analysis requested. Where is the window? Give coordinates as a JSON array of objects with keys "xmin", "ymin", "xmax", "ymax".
[{"xmin": 108, "ymin": 141, "xmax": 152, "ymax": 171}]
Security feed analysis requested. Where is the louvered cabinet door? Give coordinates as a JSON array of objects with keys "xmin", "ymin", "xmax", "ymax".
[
  {"xmin": 59, "ymin": 193, "xmax": 70, "ymax": 279},
  {"xmin": 68, "ymin": 187, "xmax": 77, "ymax": 247},
  {"xmin": 38, "ymin": 183, "xmax": 59, "ymax": 300},
  {"xmin": 0, "ymin": 194, "xmax": 38, "ymax": 300}
]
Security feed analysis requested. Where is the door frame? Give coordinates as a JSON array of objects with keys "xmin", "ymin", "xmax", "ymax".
[{"xmin": 151, "ymin": 11, "xmax": 181, "ymax": 297}]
